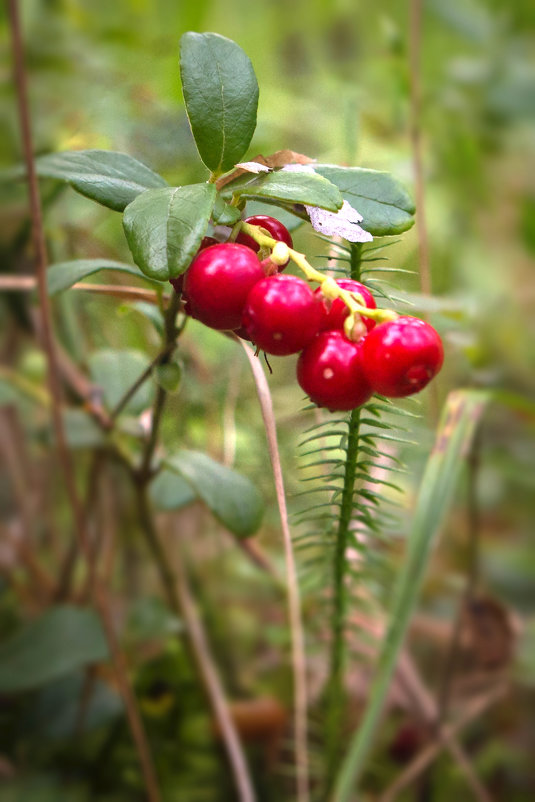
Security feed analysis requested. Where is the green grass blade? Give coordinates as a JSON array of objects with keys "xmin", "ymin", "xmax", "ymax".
[{"xmin": 333, "ymin": 389, "xmax": 490, "ymax": 802}]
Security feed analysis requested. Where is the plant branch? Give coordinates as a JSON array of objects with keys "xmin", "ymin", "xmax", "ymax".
[
  {"xmin": 409, "ymin": 0, "xmax": 439, "ymax": 421},
  {"xmin": 110, "ymin": 343, "xmax": 175, "ymax": 421},
  {"xmin": 240, "ymin": 339, "xmax": 309, "ymax": 802},
  {"xmin": 0, "ymin": 274, "xmax": 166, "ymax": 304},
  {"xmin": 325, "ymin": 241, "xmax": 364, "ymax": 789},
  {"xmin": 135, "ymin": 487, "xmax": 257, "ymax": 802},
  {"xmin": 326, "ymin": 405, "xmax": 361, "ymax": 789},
  {"xmin": 8, "ymin": 4, "xmax": 160, "ymax": 799},
  {"xmin": 137, "ymin": 291, "xmax": 181, "ymax": 480}
]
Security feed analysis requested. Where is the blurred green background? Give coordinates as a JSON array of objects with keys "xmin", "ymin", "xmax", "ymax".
[{"xmin": 1, "ymin": 0, "xmax": 534, "ymax": 800}]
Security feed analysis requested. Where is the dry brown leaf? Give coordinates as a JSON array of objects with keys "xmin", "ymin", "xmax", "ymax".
[{"xmin": 215, "ymin": 150, "xmax": 315, "ymax": 190}]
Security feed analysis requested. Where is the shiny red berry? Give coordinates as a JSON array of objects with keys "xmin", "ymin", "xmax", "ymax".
[
  {"xmin": 183, "ymin": 243, "xmax": 264, "ymax": 330},
  {"xmin": 242, "ymin": 274, "xmax": 322, "ymax": 356},
  {"xmin": 236, "ymin": 215, "xmax": 293, "ymax": 269},
  {"xmin": 361, "ymin": 316, "xmax": 444, "ymax": 397},
  {"xmin": 297, "ymin": 330, "xmax": 373, "ymax": 411},
  {"xmin": 169, "ymin": 237, "xmax": 218, "ymax": 294},
  {"xmin": 315, "ymin": 279, "xmax": 377, "ymax": 333}
]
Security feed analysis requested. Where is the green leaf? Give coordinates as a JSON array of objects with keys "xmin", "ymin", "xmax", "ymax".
[
  {"xmin": 212, "ymin": 194, "xmax": 242, "ymax": 225},
  {"xmin": 314, "ymin": 165, "xmax": 415, "ymax": 235},
  {"xmin": 0, "ymin": 606, "xmax": 108, "ymax": 693},
  {"xmin": 123, "ymin": 184, "xmax": 216, "ymax": 280},
  {"xmin": 333, "ymin": 389, "xmax": 489, "ymax": 802},
  {"xmin": 164, "ymin": 451, "xmax": 264, "ymax": 537},
  {"xmin": 60, "ymin": 409, "xmax": 106, "ymax": 449},
  {"xmin": 126, "ymin": 301, "xmax": 165, "ymax": 336},
  {"xmin": 154, "ymin": 361, "xmax": 182, "ymax": 394},
  {"xmin": 88, "ymin": 349, "xmax": 154, "ymax": 415},
  {"xmin": 24, "ymin": 671, "xmax": 122, "ymax": 740},
  {"xmin": 180, "ymin": 32, "xmax": 259, "ymax": 175},
  {"xmin": 150, "ymin": 469, "xmax": 198, "ymax": 511},
  {"xmin": 243, "ymin": 200, "xmax": 304, "ymax": 232},
  {"xmin": 47, "ymin": 258, "xmax": 157, "ymax": 296},
  {"xmin": 34, "ymin": 150, "xmax": 167, "ymax": 212},
  {"xmin": 221, "ymin": 169, "xmax": 343, "ymax": 212}
]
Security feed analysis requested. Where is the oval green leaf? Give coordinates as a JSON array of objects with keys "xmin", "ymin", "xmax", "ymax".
[
  {"xmin": 123, "ymin": 184, "xmax": 216, "ymax": 280},
  {"xmin": 34, "ymin": 150, "xmax": 167, "ymax": 212},
  {"xmin": 88, "ymin": 349, "xmax": 154, "ymax": 415},
  {"xmin": 150, "ymin": 469, "xmax": 197, "ymax": 511},
  {"xmin": 26, "ymin": 671, "xmax": 123, "ymax": 740},
  {"xmin": 47, "ymin": 258, "xmax": 158, "ymax": 296},
  {"xmin": 180, "ymin": 32, "xmax": 259, "ymax": 175},
  {"xmin": 164, "ymin": 450, "xmax": 264, "ymax": 537},
  {"xmin": 221, "ymin": 169, "xmax": 343, "ymax": 211},
  {"xmin": 314, "ymin": 165, "xmax": 415, "ymax": 236},
  {"xmin": 0, "ymin": 606, "xmax": 108, "ymax": 694}
]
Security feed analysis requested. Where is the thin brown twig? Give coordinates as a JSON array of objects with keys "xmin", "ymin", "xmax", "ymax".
[
  {"xmin": 408, "ymin": 0, "xmax": 439, "ymax": 422},
  {"xmin": 135, "ymin": 488, "xmax": 256, "ymax": 802},
  {"xmin": 379, "ymin": 681, "xmax": 508, "ymax": 802},
  {"xmin": 8, "ymin": 4, "xmax": 160, "ymax": 799},
  {"xmin": 438, "ymin": 430, "xmax": 482, "ymax": 721},
  {"xmin": 0, "ymin": 409, "xmax": 55, "ymax": 599},
  {"xmin": 110, "ymin": 343, "xmax": 174, "ymax": 421},
  {"xmin": 136, "ymin": 291, "xmax": 181, "ymax": 481},
  {"xmin": 397, "ymin": 652, "xmax": 493, "ymax": 802},
  {"xmin": 239, "ymin": 339, "xmax": 309, "ymax": 802},
  {"xmin": 0, "ymin": 274, "xmax": 165, "ymax": 304}
]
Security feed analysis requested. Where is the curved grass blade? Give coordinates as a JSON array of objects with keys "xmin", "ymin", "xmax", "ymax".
[{"xmin": 333, "ymin": 389, "xmax": 490, "ymax": 802}]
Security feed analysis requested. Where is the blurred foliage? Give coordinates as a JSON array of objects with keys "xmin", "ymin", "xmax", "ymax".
[{"xmin": 0, "ymin": 0, "xmax": 534, "ymax": 800}]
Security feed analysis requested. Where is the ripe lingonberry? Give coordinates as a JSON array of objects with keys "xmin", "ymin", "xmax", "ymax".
[
  {"xmin": 315, "ymin": 278, "xmax": 377, "ymax": 334},
  {"xmin": 361, "ymin": 316, "xmax": 444, "ymax": 397},
  {"xmin": 236, "ymin": 215, "xmax": 293, "ymax": 269},
  {"xmin": 297, "ymin": 330, "xmax": 373, "ymax": 411},
  {"xmin": 170, "ymin": 236, "xmax": 218, "ymax": 294},
  {"xmin": 242, "ymin": 274, "xmax": 322, "ymax": 356},
  {"xmin": 183, "ymin": 243, "xmax": 264, "ymax": 330}
]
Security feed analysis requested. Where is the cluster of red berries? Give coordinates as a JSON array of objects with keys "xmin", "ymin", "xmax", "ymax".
[{"xmin": 171, "ymin": 215, "xmax": 444, "ymax": 412}]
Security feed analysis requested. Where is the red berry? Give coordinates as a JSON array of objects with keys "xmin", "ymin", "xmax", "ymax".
[
  {"xmin": 361, "ymin": 316, "xmax": 444, "ymax": 397},
  {"xmin": 297, "ymin": 330, "xmax": 373, "ymax": 411},
  {"xmin": 315, "ymin": 279, "xmax": 376, "ymax": 333},
  {"xmin": 242, "ymin": 274, "xmax": 322, "ymax": 356},
  {"xmin": 183, "ymin": 243, "xmax": 264, "ymax": 330},
  {"xmin": 170, "ymin": 236, "xmax": 218, "ymax": 294},
  {"xmin": 236, "ymin": 215, "xmax": 293, "ymax": 269}
]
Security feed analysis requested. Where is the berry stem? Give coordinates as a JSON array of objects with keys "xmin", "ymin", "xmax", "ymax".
[{"xmin": 239, "ymin": 222, "xmax": 398, "ymax": 324}]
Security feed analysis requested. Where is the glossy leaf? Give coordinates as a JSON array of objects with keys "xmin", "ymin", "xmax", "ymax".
[
  {"xmin": 34, "ymin": 150, "xmax": 167, "ymax": 211},
  {"xmin": 221, "ymin": 169, "xmax": 343, "ymax": 211},
  {"xmin": 243, "ymin": 200, "xmax": 304, "ymax": 232},
  {"xmin": 212, "ymin": 194, "xmax": 242, "ymax": 225},
  {"xmin": 180, "ymin": 32, "xmax": 259, "ymax": 174},
  {"xmin": 314, "ymin": 165, "xmax": 415, "ymax": 235},
  {"xmin": 164, "ymin": 451, "xmax": 264, "ymax": 537},
  {"xmin": 123, "ymin": 184, "xmax": 216, "ymax": 280},
  {"xmin": 149, "ymin": 469, "xmax": 198, "ymax": 511},
  {"xmin": 334, "ymin": 389, "xmax": 489, "ymax": 802},
  {"xmin": 88, "ymin": 349, "xmax": 153, "ymax": 415},
  {"xmin": 0, "ymin": 606, "xmax": 108, "ymax": 693},
  {"xmin": 47, "ymin": 258, "xmax": 155, "ymax": 295}
]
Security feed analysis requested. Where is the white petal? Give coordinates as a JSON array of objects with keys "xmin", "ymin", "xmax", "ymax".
[
  {"xmin": 280, "ymin": 163, "xmax": 317, "ymax": 174},
  {"xmin": 305, "ymin": 200, "xmax": 373, "ymax": 242},
  {"xmin": 234, "ymin": 161, "xmax": 271, "ymax": 173}
]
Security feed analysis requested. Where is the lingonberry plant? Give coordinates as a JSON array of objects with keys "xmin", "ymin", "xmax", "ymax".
[{"xmin": 22, "ymin": 29, "xmax": 451, "ymax": 802}]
